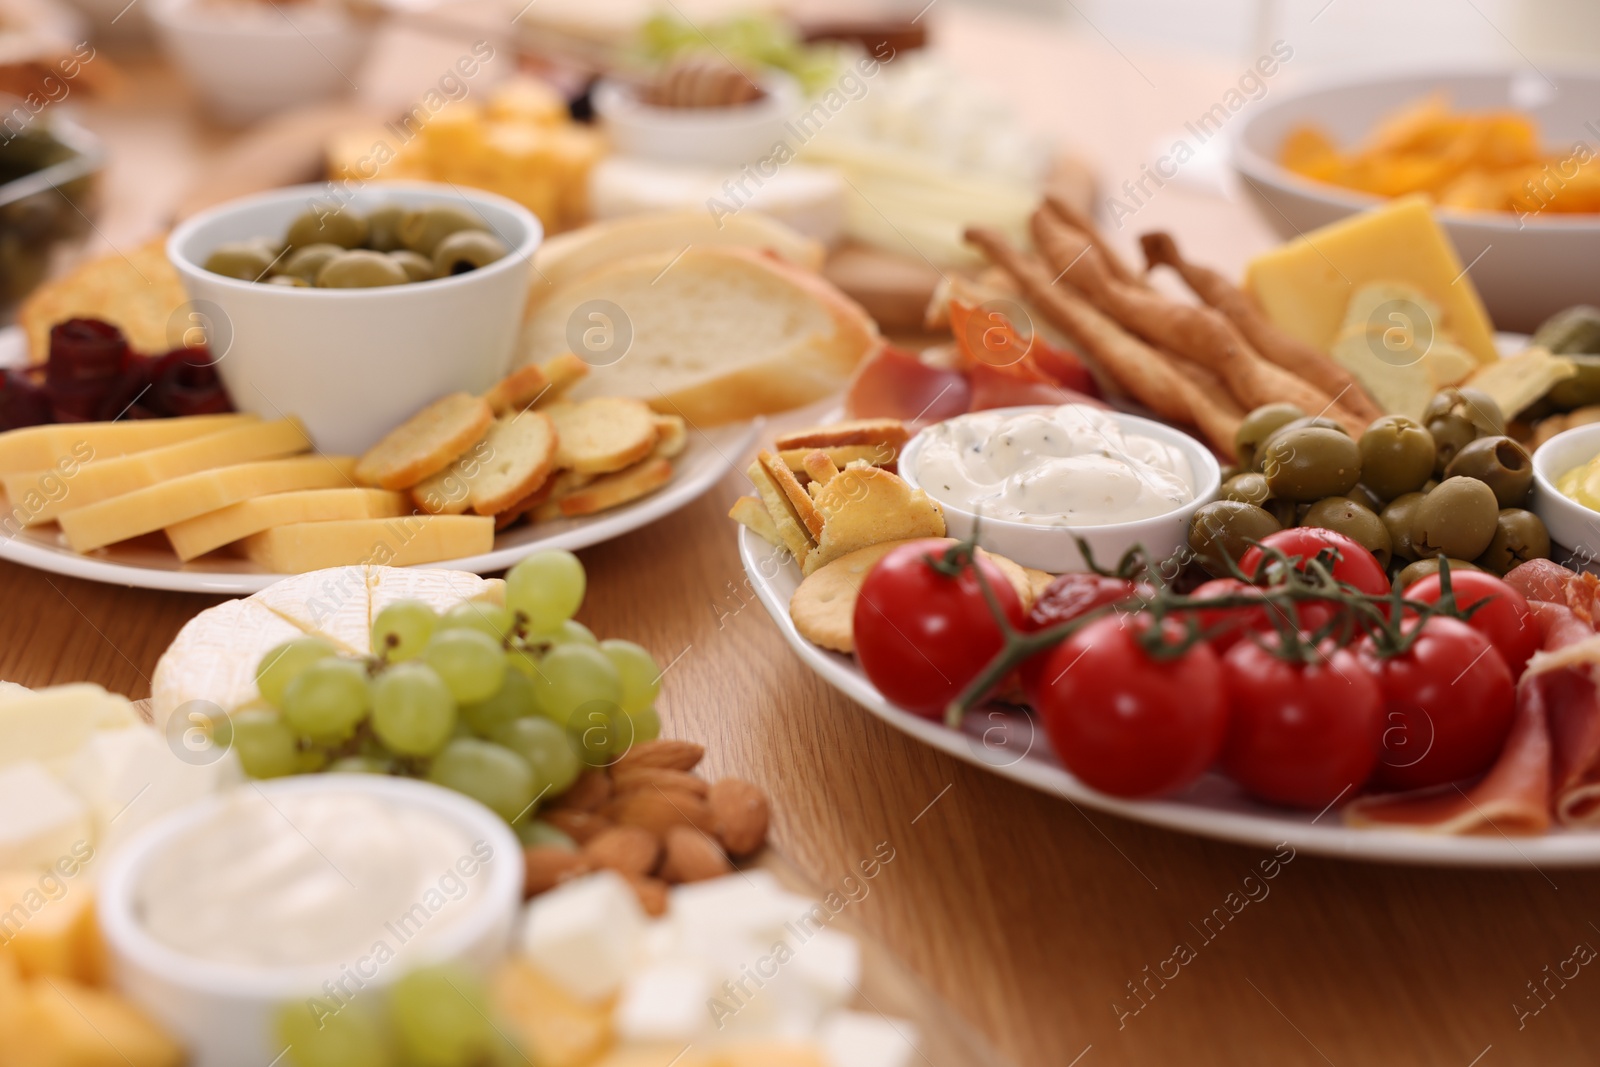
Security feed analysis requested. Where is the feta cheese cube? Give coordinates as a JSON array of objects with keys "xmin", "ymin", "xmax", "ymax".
[
  {"xmin": 616, "ymin": 960, "xmax": 714, "ymax": 1042},
  {"xmin": 0, "ymin": 762, "xmax": 91, "ymax": 870},
  {"xmin": 819, "ymin": 1011, "xmax": 920, "ymax": 1067},
  {"xmin": 520, "ymin": 871, "xmax": 645, "ymax": 1002},
  {"xmin": 671, "ymin": 872, "xmax": 820, "ymax": 948},
  {"xmin": 790, "ymin": 928, "xmax": 861, "ymax": 1008}
]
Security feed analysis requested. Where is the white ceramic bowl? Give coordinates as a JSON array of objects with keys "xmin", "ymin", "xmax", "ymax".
[
  {"xmin": 96, "ymin": 774, "xmax": 523, "ymax": 1067},
  {"xmin": 168, "ymin": 182, "xmax": 540, "ymax": 455},
  {"xmin": 1232, "ymin": 68, "xmax": 1600, "ymax": 333},
  {"xmin": 148, "ymin": 0, "xmax": 376, "ymax": 125},
  {"xmin": 899, "ymin": 406, "xmax": 1221, "ymax": 573},
  {"xmin": 592, "ymin": 72, "xmax": 802, "ymax": 168},
  {"xmin": 1531, "ymin": 421, "xmax": 1600, "ymax": 561}
]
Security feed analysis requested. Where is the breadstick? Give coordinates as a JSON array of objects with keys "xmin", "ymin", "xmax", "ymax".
[
  {"xmin": 1031, "ymin": 210, "xmax": 1367, "ymax": 435},
  {"xmin": 1140, "ymin": 231, "xmax": 1382, "ymax": 423},
  {"xmin": 964, "ymin": 226, "xmax": 1240, "ymax": 460},
  {"xmin": 1043, "ymin": 194, "xmax": 1145, "ymax": 288}
]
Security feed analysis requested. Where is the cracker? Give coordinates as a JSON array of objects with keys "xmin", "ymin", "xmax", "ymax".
[
  {"xmin": 780, "ymin": 444, "xmax": 897, "ymax": 473},
  {"xmin": 549, "ymin": 396, "xmax": 659, "ymax": 474},
  {"xmin": 801, "ymin": 450, "xmax": 840, "ymax": 484},
  {"xmin": 1025, "ymin": 567, "xmax": 1055, "ymax": 605},
  {"xmin": 774, "ymin": 419, "xmax": 909, "ymax": 452},
  {"xmin": 805, "ymin": 466, "xmax": 945, "ymax": 576},
  {"xmin": 483, "ymin": 365, "xmax": 551, "ymax": 415},
  {"xmin": 757, "ymin": 449, "xmax": 824, "ymax": 541},
  {"xmin": 355, "ymin": 393, "xmax": 494, "ymax": 490},
  {"xmin": 557, "ymin": 456, "xmax": 673, "ymax": 517},
  {"xmin": 747, "ymin": 460, "xmax": 811, "ymax": 566},
  {"xmin": 652, "ymin": 414, "xmax": 688, "ymax": 459},
  {"xmin": 19, "ymin": 238, "xmax": 189, "ymax": 362},
  {"xmin": 729, "ymin": 494, "xmax": 780, "ymax": 547}
]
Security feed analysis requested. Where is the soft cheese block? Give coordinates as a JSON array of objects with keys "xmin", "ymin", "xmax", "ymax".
[
  {"xmin": 165, "ymin": 487, "xmax": 410, "ymax": 561},
  {"xmin": 0, "ymin": 685, "xmax": 138, "ymax": 770},
  {"xmin": 0, "ymin": 414, "xmax": 252, "ymax": 476},
  {"xmin": 238, "ymin": 515, "xmax": 494, "ymax": 573},
  {"xmin": 0, "ymin": 762, "xmax": 91, "ymax": 870}
]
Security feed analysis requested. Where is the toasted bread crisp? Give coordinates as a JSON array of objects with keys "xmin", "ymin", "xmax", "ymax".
[
  {"xmin": 537, "ymin": 353, "xmax": 591, "ymax": 406},
  {"xmin": 557, "ymin": 456, "xmax": 673, "ymax": 517},
  {"xmin": 747, "ymin": 460, "xmax": 811, "ymax": 567},
  {"xmin": 774, "ymin": 419, "xmax": 909, "ymax": 452},
  {"xmin": 483, "ymin": 365, "xmax": 551, "ymax": 415},
  {"xmin": 652, "ymin": 415, "xmax": 688, "ymax": 459},
  {"xmin": 549, "ymin": 396, "xmax": 659, "ymax": 474},
  {"xmin": 805, "ymin": 466, "xmax": 945, "ymax": 575},
  {"xmin": 757, "ymin": 449, "xmax": 823, "ymax": 540},
  {"xmin": 414, "ymin": 412, "xmax": 558, "ymax": 516},
  {"xmin": 355, "ymin": 393, "xmax": 494, "ymax": 490},
  {"xmin": 729, "ymin": 494, "xmax": 780, "ymax": 548}
]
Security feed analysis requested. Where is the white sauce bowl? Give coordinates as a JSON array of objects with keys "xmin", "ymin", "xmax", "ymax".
[
  {"xmin": 1531, "ymin": 420, "xmax": 1600, "ymax": 564},
  {"xmin": 592, "ymin": 73, "xmax": 802, "ymax": 168},
  {"xmin": 96, "ymin": 774, "xmax": 523, "ymax": 1067},
  {"xmin": 900, "ymin": 406, "xmax": 1221, "ymax": 573}
]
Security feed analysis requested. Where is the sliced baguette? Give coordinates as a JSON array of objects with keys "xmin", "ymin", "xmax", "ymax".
[
  {"xmin": 548, "ymin": 396, "xmax": 659, "ymax": 474},
  {"xmin": 412, "ymin": 413, "xmax": 557, "ymax": 516},
  {"xmin": 355, "ymin": 393, "xmax": 493, "ymax": 490}
]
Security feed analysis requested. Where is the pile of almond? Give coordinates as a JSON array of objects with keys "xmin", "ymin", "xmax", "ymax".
[{"xmin": 523, "ymin": 739, "xmax": 772, "ymax": 915}]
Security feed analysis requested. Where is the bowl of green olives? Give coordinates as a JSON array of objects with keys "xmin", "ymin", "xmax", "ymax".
[
  {"xmin": 167, "ymin": 183, "xmax": 541, "ymax": 455},
  {"xmin": 1531, "ymin": 421, "xmax": 1600, "ymax": 564}
]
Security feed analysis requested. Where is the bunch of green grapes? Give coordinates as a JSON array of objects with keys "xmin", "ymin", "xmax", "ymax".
[{"xmin": 239, "ymin": 550, "xmax": 662, "ymax": 826}]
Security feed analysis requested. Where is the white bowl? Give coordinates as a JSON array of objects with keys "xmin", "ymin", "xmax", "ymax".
[
  {"xmin": 149, "ymin": 0, "xmax": 376, "ymax": 125},
  {"xmin": 899, "ymin": 406, "xmax": 1222, "ymax": 573},
  {"xmin": 592, "ymin": 72, "xmax": 802, "ymax": 168},
  {"xmin": 168, "ymin": 182, "xmax": 541, "ymax": 455},
  {"xmin": 1531, "ymin": 421, "xmax": 1600, "ymax": 561},
  {"xmin": 96, "ymin": 774, "xmax": 523, "ymax": 1067},
  {"xmin": 1232, "ymin": 68, "xmax": 1600, "ymax": 333}
]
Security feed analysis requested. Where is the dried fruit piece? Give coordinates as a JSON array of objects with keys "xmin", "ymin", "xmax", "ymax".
[
  {"xmin": 614, "ymin": 739, "xmax": 704, "ymax": 773},
  {"xmin": 709, "ymin": 778, "xmax": 770, "ymax": 857},
  {"xmin": 658, "ymin": 826, "xmax": 732, "ymax": 884},
  {"xmin": 582, "ymin": 825, "xmax": 661, "ymax": 878},
  {"xmin": 523, "ymin": 847, "xmax": 592, "ymax": 896}
]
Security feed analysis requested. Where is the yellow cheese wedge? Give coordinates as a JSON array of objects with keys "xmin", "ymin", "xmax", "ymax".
[
  {"xmin": 57, "ymin": 456, "xmax": 356, "ymax": 552},
  {"xmin": 6, "ymin": 418, "xmax": 312, "ymax": 525},
  {"xmin": 165, "ymin": 488, "xmax": 410, "ymax": 562},
  {"xmin": 0, "ymin": 414, "xmax": 253, "ymax": 475},
  {"xmin": 237, "ymin": 516, "xmax": 494, "ymax": 573},
  {"xmin": 1243, "ymin": 195, "xmax": 1500, "ymax": 365}
]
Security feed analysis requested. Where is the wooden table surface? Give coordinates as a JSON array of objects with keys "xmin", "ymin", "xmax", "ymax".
[{"xmin": 6, "ymin": 8, "xmax": 1600, "ymax": 1066}]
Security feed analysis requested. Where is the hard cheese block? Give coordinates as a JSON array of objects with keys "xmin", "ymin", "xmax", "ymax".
[
  {"xmin": 0, "ymin": 414, "xmax": 252, "ymax": 475},
  {"xmin": 8, "ymin": 417, "xmax": 311, "ymax": 525},
  {"xmin": 1243, "ymin": 195, "xmax": 1500, "ymax": 365},
  {"xmin": 238, "ymin": 515, "xmax": 493, "ymax": 573},
  {"xmin": 165, "ymin": 487, "xmax": 410, "ymax": 561},
  {"xmin": 58, "ymin": 456, "xmax": 357, "ymax": 552}
]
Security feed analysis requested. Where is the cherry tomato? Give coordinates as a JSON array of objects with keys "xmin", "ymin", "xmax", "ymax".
[
  {"xmin": 854, "ymin": 539, "xmax": 1025, "ymax": 719},
  {"xmin": 1189, "ymin": 578, "xmax": 1340, "ymax": 650},
  {"xmin": 1404, "ymin": 571, "xmax": 1540, "ymax": 679},
  {"xmin": 1020, "ymin": 573, "xmax": 1140, "ymax": 688},
  {"xmin": 1239, "ymin": 528, "xmax": 1390, "ymax": 601},
  {"xmin": 1357, "ymin": 616, "xmax": 1516, "ymax": 791},
  {"xmin": 1032, "ymin": 614, "xmax": 1228, "ymax": 798},
  {"xmin": 1220, "ymin": 638, "xmax": 1384, "ymax": 808}
]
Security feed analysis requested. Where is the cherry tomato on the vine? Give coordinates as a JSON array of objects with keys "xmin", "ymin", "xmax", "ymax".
[
  {"xmin": 1404, "ymin": 571, "xmax": 1539, "ymax": 679},
  {"xmin": 1189, "ymin": 577, "xmax": 1339, "ymax": 650},
  {"xmin": 1019, "ymin": 572, "xmax": 1141, "ymax": 688},
  {"xmin": 1239, "ymin": 528, "xmax": 1391, "ymax": 601}
]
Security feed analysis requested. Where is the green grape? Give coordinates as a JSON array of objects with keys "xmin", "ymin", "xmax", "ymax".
[
  {"xmin": 515, "ymin": 818, "xmax": 577, "ymax": 851},
  {"xmin": 505, "ymin": 549, "xmax": 586, "ymax": 632},
  {"xmin": 371, "ymin": 663, "xmax": 456, "ymax": 757},
  {"xmin": 461, "ymin": 669, "xmax": 537, "ymax": 737},
  {"xmin": 371, "ymin": 599, "xmax": 438, "ymax": 662},
  {"xmin": 439, "ymin": 601, "xmax": 515, "ymax": 643},
  {"xmin": 624, "ymin": 705, "xmax": 661, "ymax": 746},
  {"xmin": 504, "ymin": 647, "xmax": 541, "ymax": 682},
  {"xmin": 567, "ymin": 702, "xmax": 628, "ymax": 765},
  {"xmin": 540, "ymin": 619, "xmax": 596, "ymax": 646},
  {"xmin": 281, "ymin": 659, "xmax": 371, "ymax": 742},
  {"xmin": 600, "ymin": 639, "xmax": 660, "ymax": 714},
  {"xmin": 493, "ymin": 717, "xmax": 580, "ymax": 796},
  {"xmin": 328, "ymin": 755, "xmax": 390, "ymax": 774},
  {"xmin": 530, "ymin": 644, "xmax": 621, "ymax": 727},
  {"xmin": 276, "ymin": 998, "xmax": 395, "ymax": 1067},
  {"xmin": 428, "ymin": 739, "xmax": 536, "ymax": 822},
  {"xmin": 423, "ymin": 629, "xmax": 506, "ymax": 704},
  {"xmin": 296, "ymin": 748, "xmax": 330, "ymax": 773},
  {"xmin": 233, "ymin": 708, "xmax": 299, "ymax": 779},
  {"xmin": 390, "ymin": 966, "xmax": 496, "ymax": 1067},
  {"xmin": 255, "ymin": 637, "xmax": 337, "ymax": 708}
]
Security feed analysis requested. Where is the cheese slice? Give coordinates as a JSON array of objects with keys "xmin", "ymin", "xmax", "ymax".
[
  {"xmin": 57, "ymin": 455, "xmax": 357, "ymax": 552},
  {"xmin": 7, "ymin": 418, "xmax": 312, "ymax": 525},
  {"xmin": 0, "ymin": 762, "xmax": 91, "ymax": 870},
  {"xmin": 239, "ymin": 516, "xmax": 494, "ymax": 573},
  {"xmin": 0, "ymin": 684, "xmax": 139, "ymax": 771},
  {"xmin": 0, "ymin": 414, "xmax": 253, "ymax": 475},
  {"xmin": 165, "ymin": 488, "xmax": 410, "ymax": 561}
]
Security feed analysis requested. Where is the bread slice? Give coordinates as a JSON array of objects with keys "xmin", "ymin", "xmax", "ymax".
[
  {"xmin": 355, "ymin": 393, "xmax": 493, "ymax": 490},
  {"xmin": 483, "ymin": 365, "xmax": 550, "ymax": 415},
  {"xmin": 517, "ymin": 246, "xmax": 879, "ymax": 426},
  {"xmin": 412, "ymin": 413, "xmax": 557, "ymax": 516},
  {"xmin": 652, "ymin": 415, "xmax": 687, "ymax": 459},
  {"xmin": 548, "ymin": 396, "xmax": 659, "ymax": 474},
  {"xmin": 555, "ymin": 456, "xmax": 673, "ymax": 517}
]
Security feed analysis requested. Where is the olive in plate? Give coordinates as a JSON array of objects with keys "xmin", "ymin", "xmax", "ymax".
[
  {"xmin": 1410, "ymin": 476, "xmax": 1500, "ymax": 560},
  {"xmin": 280, "ymin": 242, "xmax": 343, "ymax": 284},
  {"xmin": 203, "ymin": 242, "xmax": 277, "ymax": 281},
  {"xmin": 1426, "ymin": 413, "xmax": 1479, "ymax": 476},
  {"xmin": 1347, "ymin": 483, "xmax": 1386, "ymax": 513},
  {"xmin": 1394, "ymin": 557, "xmax": 1481, "ymax": 591},
  {"xmin": 433, "ymin": 230, "xmax": 508, "ymax": 276},
  {"xmin": 1358, "ymin": 415, "xmax": 1435, "ymax": 500},
  {"xmin": 1261, "ymin": 426, "xmax": 1361, "ymax": 502},
  {"xmin": 315, "ymin": 250, "xmax": 410, "ymax": 288},
  {"xmin": 389, "ymin": 250, "xmax": 436, "ymax": 282},
  {"xmin": 1235, "ymin": 403, "xmax": 1304, "ymax": 471},
  {"xmin": 365, "ymin": 203, "xmax": 407, "ymax": 253},
  {"xmin": 1443, "ymin": 436, "xmax": 1534, "ymax": 508},
  {"xmin": 1187, "ymin": 500, "xmax": 1281, "ymax": 576},
  {"xmin": 1254, "ymin": 415, "xmax": 1348, "ymax": 471},
  {"xmin": 1301, "ymin": 497, "xmax": 1393, "ymax": 568},
  {"xmin": 1380, "ymin": 492, "xmax": 1427, "ymax": 562},
  {"xmin": 1425, "ymin": 386, "xmax": 1505, "ymax": 436},
  {"xmin": 398, "ymin": 205, "xmax": 485, "ymax": 256},
  {"xmin": 1475, "ymin": 508, "xmax": 1551, "ymax": 575},
  {"xmin": 1222, "ymin": 471, "xmax": 1272, "ymax": 507},
  {"xmin": 286, "ymin": 207, "xmax": 369, "ymax": 250}
]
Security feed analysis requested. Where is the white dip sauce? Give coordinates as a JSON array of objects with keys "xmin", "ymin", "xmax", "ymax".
[
  {"xmin": 136, "ymin": 789, "xmax": 489, "ymax": 969},
  {"xmin": 913, "ymin": 404, "xmax": 1195, "ymax": 526}
]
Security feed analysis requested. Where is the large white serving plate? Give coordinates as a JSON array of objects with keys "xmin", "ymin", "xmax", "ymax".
[{"xmin": 739, "ymin": 526, "xmax": 1600, "ymax": 868}]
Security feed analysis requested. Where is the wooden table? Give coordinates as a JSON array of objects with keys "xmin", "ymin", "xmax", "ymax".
[{"xmin": 7, "ymin": 8, "xmax": 1600, "ymax": 1066}]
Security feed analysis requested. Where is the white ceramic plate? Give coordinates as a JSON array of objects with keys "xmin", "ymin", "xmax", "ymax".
[{"xmin": 739, "ymin": 526, "xmax": 1600, "ymax": 868}]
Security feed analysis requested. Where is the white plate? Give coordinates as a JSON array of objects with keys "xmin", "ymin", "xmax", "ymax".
[{"xmin": 739, "ymin": 527, "xmax": 1600, "ymax": 868}]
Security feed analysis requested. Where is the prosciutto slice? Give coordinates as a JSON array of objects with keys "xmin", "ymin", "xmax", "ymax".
[{"xmin": 843, "ymin": 346, "xmax": 970, "ymax": 426}]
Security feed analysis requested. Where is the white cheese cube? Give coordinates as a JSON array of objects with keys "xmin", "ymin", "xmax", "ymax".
[
  {"xmin": 616, "ymin": 960, "xmax": 714, "ymax": 1042},
  {"xmin": 0, "ymin": 684, "xmax": 138, "ymax": 770},
  {"xmin": 820, "ymin": 1011, "xmax": 921, "ymax": 1067},
  {"xmin": 790, "ymin": 928, "xmax": 861, "ymax": 1008},
  {"xmin": 0, "ymin": 681, "xmax": 30, "ymax": 702},
  {"xmin": 671, "ymin": 872, "xmax": 820, "ymax": 948},
  {"xmin": 520, "ymin": 871, "xmax": 646, "ymax": 1002},
  {"xmin": 0, "ymin": 762, "xmax": 91, "ymax": 869}
]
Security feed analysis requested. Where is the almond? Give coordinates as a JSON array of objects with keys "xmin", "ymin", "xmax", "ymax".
[
  {"xmin": 658, "ymin": 826, "xmax": 732, "ymax": 884},
  {"xmin": 524, "ymin": 847, "xmax": 592, "ymax": 897},
  {"xmin": 615, "ymin": 739, "xmax": 704, "ymax": 773},
  {"xmin": 550, "ymin": 769, "xmax": 612, "ymax": 812},
  {"xmin": 708, "ymin": 778, "xmax": 770, "ymax": 857},
  {"xmin": 604, "ymin": 788, "xmax": 716, "ymax": 837},
  {"xmin": 611, "ymin": 766, "xmax": 708, "ymax": 799},
  {"xmin": 627, "ymin": 874, "xmax": 670, "ymax": 917},
  {"xmin": 582, "ymin": 825, "xmax": 661, "ymax": 878},
  {"xmin": 542, "ymin": 809, "xmax": 613, "ymax": 845}
]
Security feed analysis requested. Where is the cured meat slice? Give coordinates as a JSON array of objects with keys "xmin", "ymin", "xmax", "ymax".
[{"xmin": 843, "ymin": 346, "xmax": 970, "ymax": 426}]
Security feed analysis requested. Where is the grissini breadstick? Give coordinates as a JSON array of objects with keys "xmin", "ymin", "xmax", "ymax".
[
  {"xmin": 964, "ymin": 226, "xmax": 1241, "ymax": 460},
  {"xmin": 1031, "ymin": 210, "xmax": 1368, "ymax": 436},
  {"xmin": 1169, "ymin": 359, "xmax": 1245, "ymax": 421},
  {"xmin": 1042, "ymin": 194, "xmax": 1145, "ymax": 288},
  {"xmin": 1140, "ymin": 231, "xmax": 1383, "ymax": 423}
]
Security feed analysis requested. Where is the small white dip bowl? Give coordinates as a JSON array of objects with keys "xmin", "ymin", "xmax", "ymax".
[
  {"xmin": 1531, "ymin": 421, "xmax": 1600, "ymax": 563},
  {"xmin": 900, "ymin": 406, "xmax": 1222, "ymax": 574},
  {"xmin": 167, "ymin": 181, "xmax": 540, "ymax": 455},
  {"xmin": 592, "ymin": 72, "xmax": 803, "ymax": 168}
]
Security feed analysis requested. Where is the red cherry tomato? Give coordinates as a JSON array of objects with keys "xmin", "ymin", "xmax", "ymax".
[
  {"xmin": 1404, "ymin": 571, "xmax": 1540, "ymax": 679},
  {"xmin": 853, "ymin": 540, "xmax": 1026, "ymax": 719},
  {"xmin": 1031, "ymin": 614, "xmax": 1228, "ymax": 798},
  {"xmin": 1239, "ymin": 528, "xmax": 1391, "ymax": 601},
  {"xmin": 1189, "ymin": 578, "xmax": 1340, "ymax": 650},
  {"xmin": 1019, "ymin": 573, "xmax": 1140, "ymax": 688},
  {"xmin": 1220, "ymin": 638, "xmax": 1384, "ymax": 808},
  {"xmin": 1357, "ymin": 616, "xmax": 1516, "ymax": 791}
]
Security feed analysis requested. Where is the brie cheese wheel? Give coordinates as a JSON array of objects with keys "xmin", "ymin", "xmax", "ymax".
[{"xmin": 152, "ymin": 566, "xmax": 505, "ymax": 729}]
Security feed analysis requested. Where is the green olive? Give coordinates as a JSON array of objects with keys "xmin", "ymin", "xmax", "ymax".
[
  {"xmin": 1381, "ymin": 491, "xmax": 1428, "ymax": 562},
  {"xmin": 1235, "ymin": 403, "xmax": 1305, "ymax": 471},
  {"xmin": 1187, "ymin": 500, "xmax": 1282, "ymax": 577},
  {"xmin": 398, "ymin": 205, "xmax": 485, "ymax": 255},
  {"xmin": 1474, "ymin": 508, "xmax": 1551, "ymax": 575},
  {"xmin": 1222, "ymin": 472, "xmax": 1272, "ymax": 507},
  {"xmin": 1264, "ymin": 497, "xmax": 1298, "ymax": 528},
  {"xmin": 265, "ymin": 274, "xmax": 308, "ymax": 287},
  {"xmin": 203, "ymin": 241, "xmax": 276, "ymax": 281},
  {"xmin": 1254, "ymin": 415, "xmax": 1347, "ymax": 471},
  {"xmin": 1456, "ymin": 387, "xmax": 1506, "ymax": 436},
  {"xmin": 365, "ymin": 204, "xmax": 407, "ymax": 253},
  {"xmin": 1426, "ymin": 413, "xmax": 1479, "ymax": 476},
  {"xmin": 1411, "ymin": 476, "xmax": 1500, "ymax": 560},
  {"xmin": 315, "ymin": 250, "xmax": 409, "ymax": 288},
  {"xmin": 1394, "ymin": 556, "xmax": 1480, "ymax": 591},
  {"xmin": 1443, "ymin": 435, "xmax": 1534, "ymax": 508},
  {"xmin": 1348, "ymin": 483, "xmax": 1385, "ymax": 513},
  {"xmin": 1302, "ymin": 496, "xmax": 1393, "ymax": 568},
  {"xmin": 1358, "ymin": 415, "xmax": 1435, "ymax": 500},
  {"xmin": 279, "ymin": 242, "xmax": 343, "ymax": 284},
  {"xmin": 286, "ymin": 208, "xmax": 368, "ymax": 250},
  {"xmin": 1261, "ymin": 426, "xmax": 1361, "ymax": 502},
  {"xmin": 389, "ymin": 250, "xmax": 436, "ymax": 282},
  {"xmin": 433, "ymin": 229, "xmax": 508, "ymax": 276}
]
